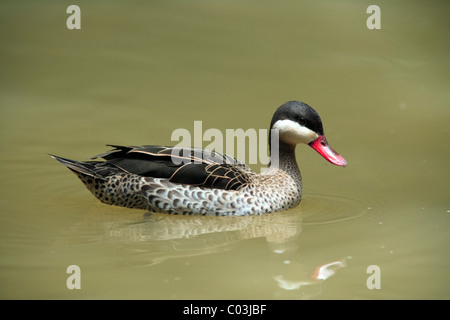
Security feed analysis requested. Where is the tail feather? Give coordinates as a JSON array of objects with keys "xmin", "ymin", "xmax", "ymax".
[{"xmin": 50, "ymin": 154, "xmax": 114, "ymax": 180}]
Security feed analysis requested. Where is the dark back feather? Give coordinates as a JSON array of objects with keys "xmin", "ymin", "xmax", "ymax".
[{"xmin": 91, "ymin": 145, "xmax": 254, "ymax": 190}]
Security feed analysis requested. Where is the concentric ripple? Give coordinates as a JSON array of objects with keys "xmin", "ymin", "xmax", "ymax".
[{"xmin": 299, "ymin": 192, "xmax": 381, "ymax": 226}]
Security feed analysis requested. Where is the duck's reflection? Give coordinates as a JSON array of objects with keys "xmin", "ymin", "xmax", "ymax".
[{"xmin": 59, "ymin": 207, "xmax": 347, "ymax": 299}]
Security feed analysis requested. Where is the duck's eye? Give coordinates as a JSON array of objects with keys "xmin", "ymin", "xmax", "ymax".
[{"xmin": 297, "ymin": 117, "xmax": 306, "ymax": 125}]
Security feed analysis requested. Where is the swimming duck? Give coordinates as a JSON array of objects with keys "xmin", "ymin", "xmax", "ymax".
[{"xmin": 51, "ymin": 101, "xmax": 347, "ymax": 216}]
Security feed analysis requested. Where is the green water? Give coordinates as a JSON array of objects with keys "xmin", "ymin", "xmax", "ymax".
[{"xmin": 0, "ymin": 0, "xmax": 449, "ymax": 299}]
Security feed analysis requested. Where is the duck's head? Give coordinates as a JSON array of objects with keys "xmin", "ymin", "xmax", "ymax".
[{"xmin": 270, "ymin": 101, "xmax": 347, "ymax": 167}]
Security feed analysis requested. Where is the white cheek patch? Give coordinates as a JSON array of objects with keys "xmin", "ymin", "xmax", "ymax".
[{"xmin": 272, "ymin": 119, "xmax": 318, "ymax": 145}]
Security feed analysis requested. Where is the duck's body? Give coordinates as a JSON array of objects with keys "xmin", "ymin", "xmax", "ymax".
[{"xmin": 52, "ymin": 101, "xmax": 347, "ymax": 216}]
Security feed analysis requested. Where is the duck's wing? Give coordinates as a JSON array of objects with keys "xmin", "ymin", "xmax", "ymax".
[{"xmin": 91, "ymin": 145, "xmax": 255, "ymax": 191}]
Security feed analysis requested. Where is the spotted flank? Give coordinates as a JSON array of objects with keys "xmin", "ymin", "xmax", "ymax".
[{"xmin": 51, "ymin": 101, "xmax": 347, "ymax": 216}]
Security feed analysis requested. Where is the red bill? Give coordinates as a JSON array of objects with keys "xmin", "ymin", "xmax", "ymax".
[{"xmin": 308, "ymin": 136, "xmax": 347, "ymax": 167}]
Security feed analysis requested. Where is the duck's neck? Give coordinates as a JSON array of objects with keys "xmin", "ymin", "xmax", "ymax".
[{"xmin": 267, "ymin": 141, "xmax": 301, "ymax": 179}]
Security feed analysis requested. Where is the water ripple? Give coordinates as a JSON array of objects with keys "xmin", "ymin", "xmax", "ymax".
[{"xmin": 299, "ymin": 192, "xmax": 383, "ymax": 227}]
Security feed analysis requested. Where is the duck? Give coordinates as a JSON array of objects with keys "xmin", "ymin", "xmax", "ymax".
[{"xmin": 51, "ymin": 101, "xmax": 347, "ymax": 216}]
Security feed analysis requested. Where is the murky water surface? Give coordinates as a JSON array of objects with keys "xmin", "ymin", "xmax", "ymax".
[{"xmin": 1, "ymin": 0, "xmax": 448, "ymax": 299}]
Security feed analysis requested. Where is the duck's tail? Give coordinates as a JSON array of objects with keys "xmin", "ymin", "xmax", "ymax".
[
  {"xmin": 50, "ymin": 154, "xmax": 148, "ymax": 209},
  {"xmin": 49, "ymin": 154, "xmax": 117, "ymax": 180}
]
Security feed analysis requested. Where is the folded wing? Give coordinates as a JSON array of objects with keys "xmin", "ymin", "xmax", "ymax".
[{"xmin": 91, "ymin": 145, "xmax": 255, "ymax": 191}]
